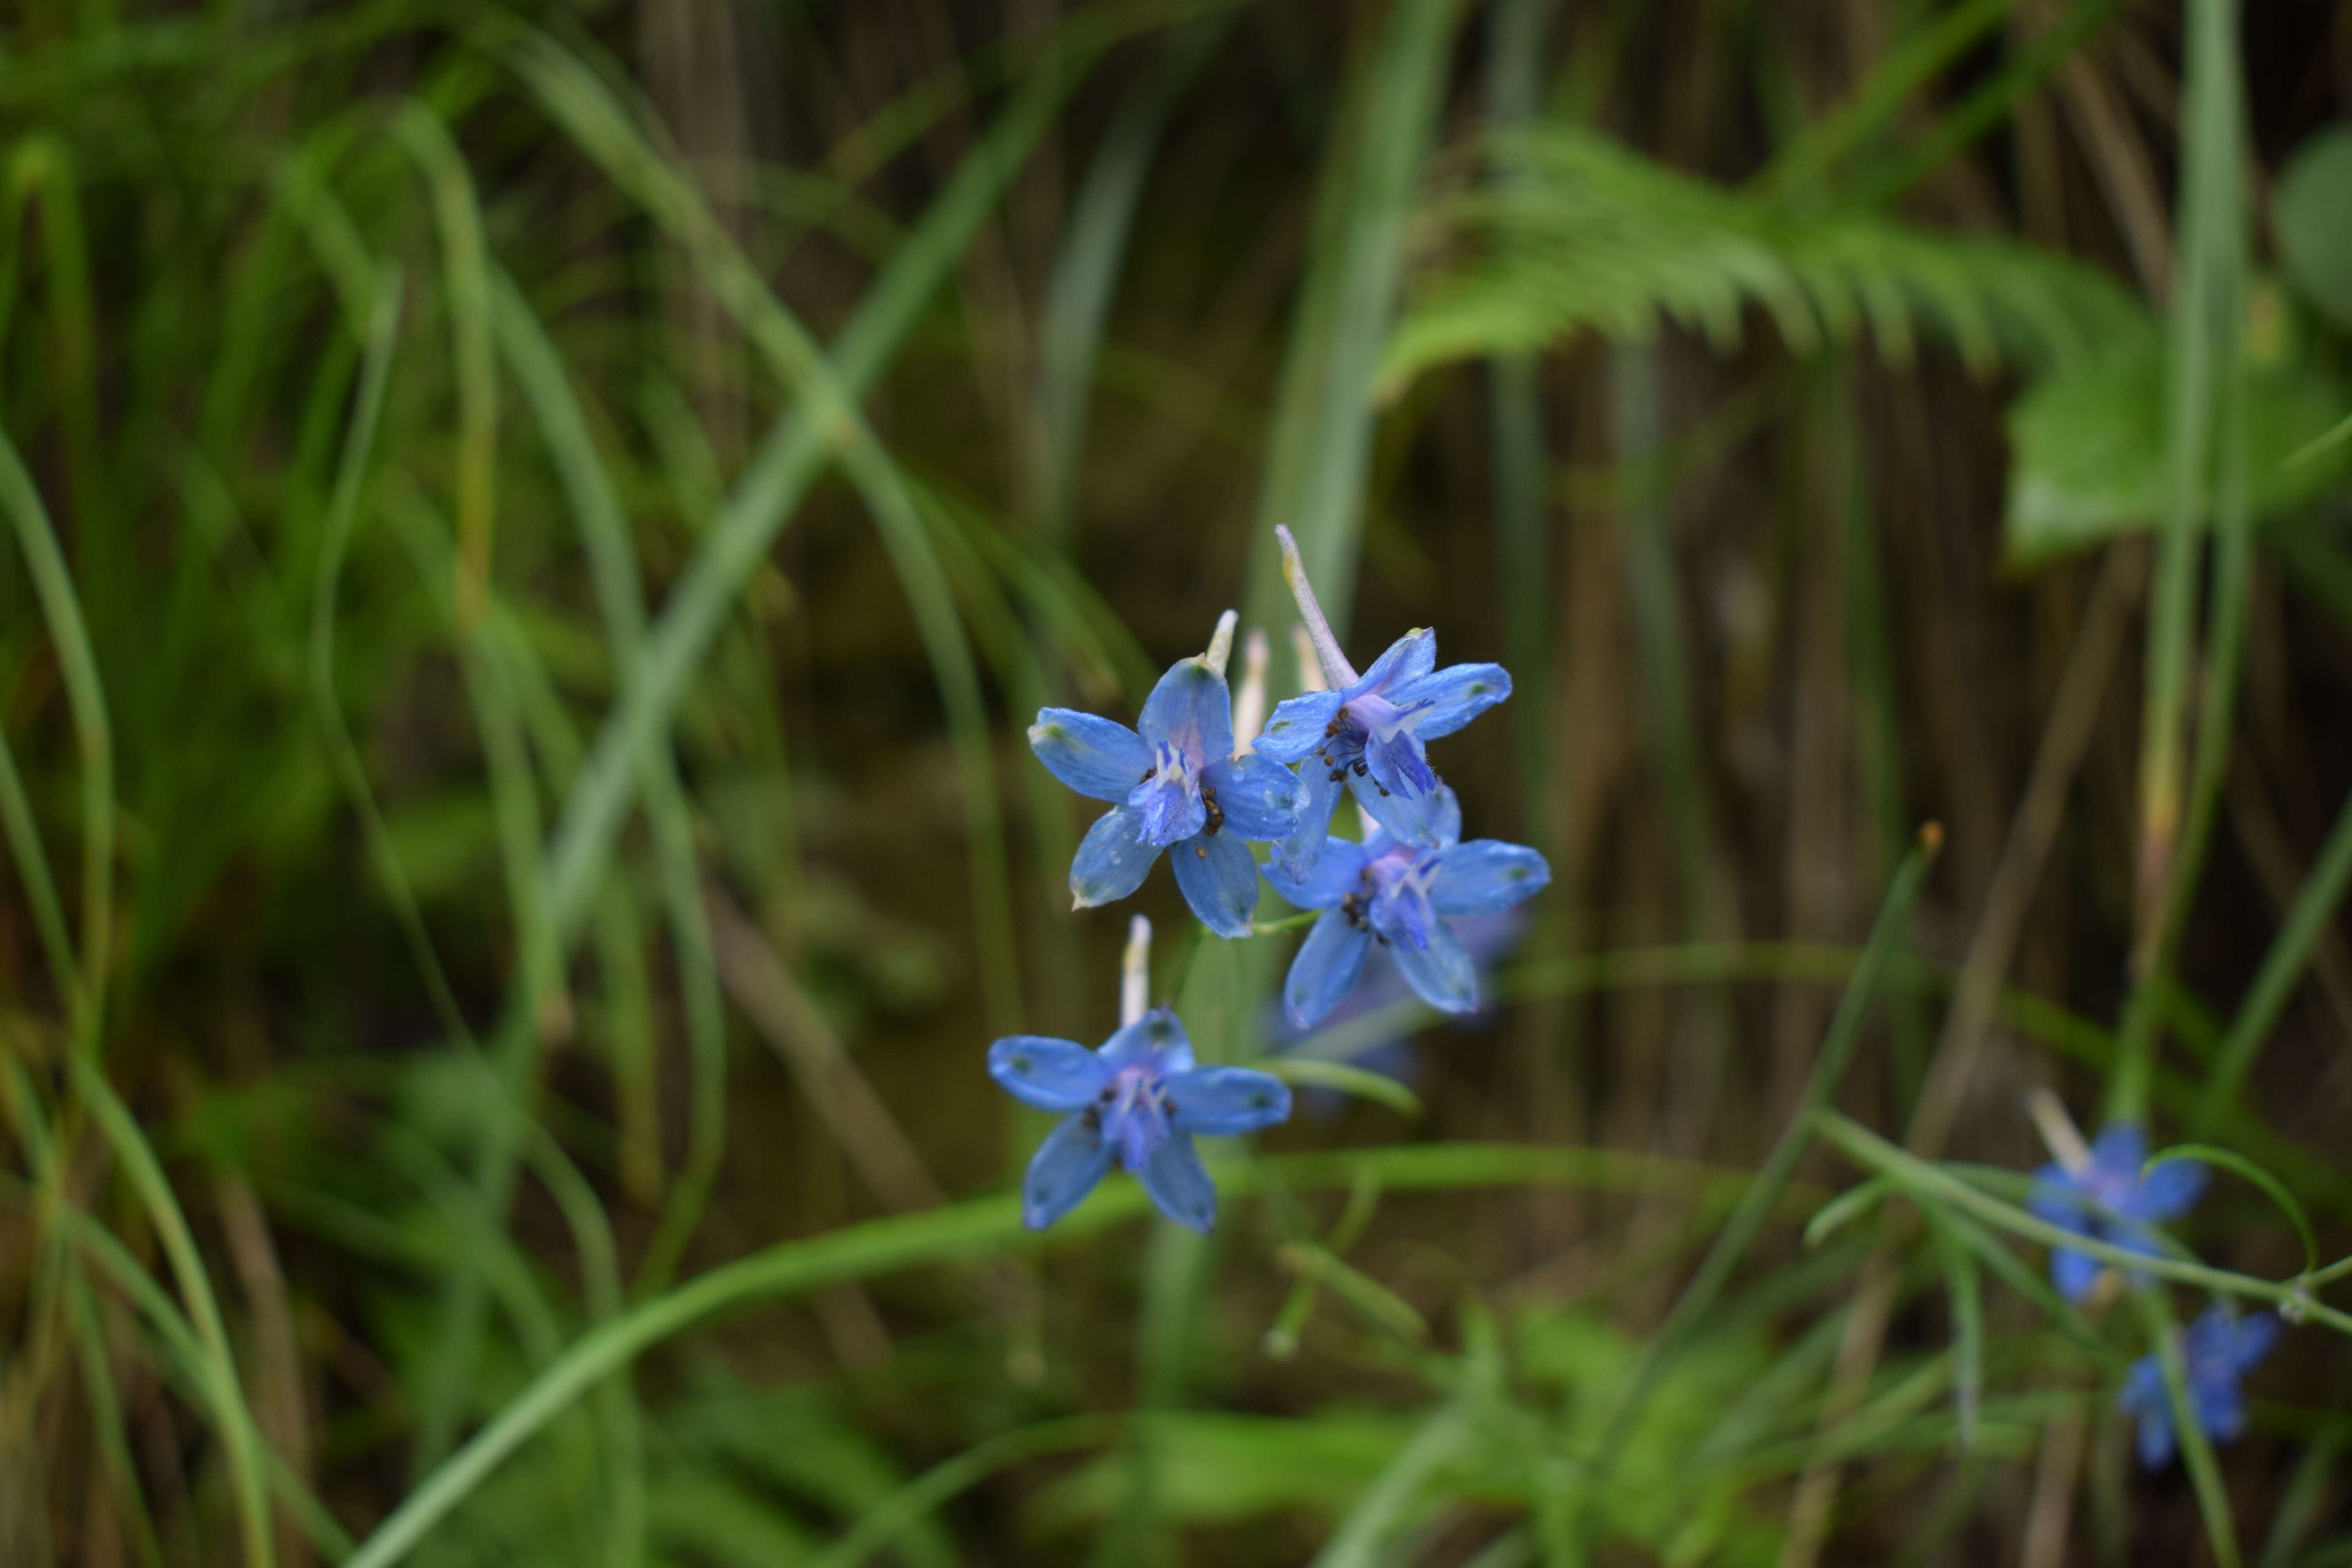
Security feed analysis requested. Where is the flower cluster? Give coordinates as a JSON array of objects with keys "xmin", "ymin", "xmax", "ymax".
[{"xmin": 992, "ymin": 526, "xmax": 1552, "ymax": 1229}]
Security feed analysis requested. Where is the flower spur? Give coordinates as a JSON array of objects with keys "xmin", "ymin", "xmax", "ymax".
[
  {"xmin": 1265, "ymin": 786, "xmax": 1549, "ymax": 1027},
  {"xmin": 1250, "ymin": 526, "xmax": 1512, "ymax": 873},
  {"xmin": 1029, "ymin": 611, "xmax": 1298, "ymax": 937},
  {"xmin": 989, "ymin": 918, "xmax": 1292, "ymax": 1231}
]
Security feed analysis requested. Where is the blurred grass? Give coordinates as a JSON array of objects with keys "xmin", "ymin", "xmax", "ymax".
[{"xmin": 4, "ymin": 1, "xmax": 2352, "ymax": 1566}]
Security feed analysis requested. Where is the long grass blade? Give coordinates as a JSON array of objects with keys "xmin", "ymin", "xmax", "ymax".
[{"xmin": 0, "ymin": 421, "xmax": 113, "ymax": 1042}]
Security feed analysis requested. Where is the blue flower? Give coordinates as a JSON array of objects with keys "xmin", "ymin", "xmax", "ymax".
[
  {"xmin": 988, "ymin": 1008, "xmax": 1292, "ymax": 1232},
  {"xmin": 2025, "ymin": 1124, "xmax": 2206, "ymax": 1303},
  {"xmin": 2117, "ymin": 1305, "xmax": 2281, "ymax": 1468},
  {"xmin": 1030, "ymin": 650, "xmax": 1299, "ymax": 938},
  {"xmin": 1252, "ymin": 629, "xmax": 1512, "ymax": 874},
  {"xmin": 1264, "ymin": 786, "xmax": 1549, "ymax": 1028}
]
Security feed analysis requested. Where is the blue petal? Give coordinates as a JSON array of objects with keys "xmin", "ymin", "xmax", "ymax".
[
  {"xmin": 1022, "ymin": 1112, "xmax": 1112, "ymax": 1230},
  {"xmin": 1267, "ymin": 833, "xmax": 1372, "ymax": 911},
  {"xmin": 2225, "ymin": 1310, "xmax": 2282, "ymax": 1374},
  {"xmin": 2025, "ymin": 1166, "xmax": 2092, "ymax": 1232},
  {"xmin": 989, "ymin": 1036, "xmax": 1111, "ymax": 1112},
  {"xmin": 1128, "ymin": 768, "xmax": 1207, "ymax": 847},
  {"xmin": 1165, "ymin": 1066, "xmax": 1292, "ymax": 1135},
  {"xmin": 2049, "ymin": 1246, "xmax": 2101, "ymax": 1304},
  {"xmin": 1363, "ymin": 728, "xmax": 1438, "ymax": 801},
  {"xmin": 2116, "ymin": 1357, "xmax": 2176, "ymax": 1468},
  {"xmin": 1252, "ymin": 690, "xmax": 1346, "ymax": 765},
  {"xmin": 1170, "ymin": 829, "xmax": 1263, "ymax": 938},
  {"xmin": 1099, "ymin": 1009, "xmax": 1194, "ymax": 1074},
  {"xmin": 2117, "ymin": 1355, "xmax": 2164, "ymax": 1415},
  {"xmin": 1138, "ymin": 659, "xmax": 1234, "ymax": 766},
  {"xmin": 1350, "ymin": 766, "xmax": 1437, "ymax": 846},
  {"xmin": 1347, "ymin": 629, "xmax": 1436, "ymax": 696},
  {"xmin": 1284, "ymin": 908, "xmax": 1374, "ymax": 1027},
  {"xmin": 2086, "ymin": 1123, "xmax": 2147, "ymax": 1178},
  {"xmin": 1431, "ymin": 840, "xmax": 1552, "ymax": 915},
  {"xmin": 1202, "ymin": 752, "xmax": 1298, "ymax": 841},
  {"xmin": 1368, "ymin": 879, "xmax": 1434, "ymax": 951},
  {"xmin": 2135, "ymin": 1410, "xmax": 2176, "ymax": 1469},
  {"xmin": 1428, "ymin": 784, "xmax": 1462, "ymax": 848},
  {"xmin": 1278, "ymin": 761, "xmax": 1348, "ymax": 878},
  {"xmin": 1028, "ymin": 710, "xmax": 1152, "ymax": 802},
  {"xmin": 1394, "ymin": 662, "xmax": 1512, "ymax": 741},
  {"xmin": 2131, "ymin": 1155, "xmax": 2207, "ymax": 1223},
  {"xmin": 1392, "ymin": 917, "xmax": 1479, "ymax": 1014},
  {"xmin": 1137, "ymin": 1131, "xmax": 1218, "ymax": 1232},
  {"xmin": 2194, "ymin": 1377, "xmax": 2249, "ymax": 1444},
  {"xmin": 1071, "ymin": 806, "xmax": 1161, "ymax": 908}
]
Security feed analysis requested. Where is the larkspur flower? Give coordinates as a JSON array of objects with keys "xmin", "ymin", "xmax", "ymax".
[
  {"xmin": 1029, "ymin": 613, "xmax": 1298, "ymax": 938},
  {"xmin": 1252, "ymin": 527, "xmax": 1511, "ymax": 873},
  {"xmin": 2117, "ymin": 1305, "xmax": 2281, "ymax": 1468},
  {"xmin": 989, "ymin": 1007, "xmax": 1291, "ymax": 1231},
  {"xmin": 1264, "ymin": 786, "xmax": 1549, "ymax": 1027},
  {"xmin": 2025, "ymin": 1122, "xmax": 2206, "ymax": 1303}
]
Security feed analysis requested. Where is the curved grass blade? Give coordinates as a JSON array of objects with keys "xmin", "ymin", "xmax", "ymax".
[
  {"xmin": 68, "ymin": 1055, "xmax": 276, "ymax": 1568},
  {"xmin": 806, "ymin": 1417, "xmax": 1122, "ymax": 1568},
  {"xmin": 2147, "ymin": 1142, "xmax": 2318, "ymax": 1280},
  {"xmin": 0, "ymin": 421, "xmax": 113, "ymax": 1042}
]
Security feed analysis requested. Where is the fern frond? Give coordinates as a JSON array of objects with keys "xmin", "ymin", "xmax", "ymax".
[{"xmin": 1384, "ymin": 128, "xmax": 2147, "ymax": 389}]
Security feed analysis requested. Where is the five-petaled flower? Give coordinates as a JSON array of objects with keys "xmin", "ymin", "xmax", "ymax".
[
  {"xmin": 1030, "ymin": 633, "xmax": 1298, "ymax": 938},
  {"xmin": 2025, "ymin": 1123, "xmax": 2205, "ymax": 1303},
  {"xmin": 2117, "ymin": 1305, "xmax": 2280, "ymax": 1468},
  {"xmin": 1264, "ymin": 786, "xmax": 1549, "ymax": 1028},
  {"xmin": 1253, "ymin": 630, "xmax": 1513, "ymax": 875},
  {"xmin": 989, "ymin": 1008, "xmax": 1292, "ymax": 1232}
]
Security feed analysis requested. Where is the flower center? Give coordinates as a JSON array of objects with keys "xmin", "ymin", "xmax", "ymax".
[
  {"xmin": 1364, "ymin": 845, "xmax": 1440, "ymax": 950},
  {"xmin": 1347, "ymin": 690, "xmax": 1432, "ymax": 744},
  {"xmin": 1127, "ymin": 739, "xmax": 1204, "ymax": 847},
  {"xmin": 1107, "ymin": 1065, "xmax": 1171, "ymax": 1169}
]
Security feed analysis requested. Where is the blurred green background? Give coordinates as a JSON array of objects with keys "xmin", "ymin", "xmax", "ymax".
[{"xmin": 4, "ymin": 0, "xmax": 2352, "ymax": 1563}]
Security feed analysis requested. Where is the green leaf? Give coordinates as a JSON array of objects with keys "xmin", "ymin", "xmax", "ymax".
[
  {"xmin": 2277, "ymin": 127, "xmax": 2352, "ymax": 334},
  {"xmin": 2003, "ymin": 331, "xmax": 2352, "ymax": 564}
]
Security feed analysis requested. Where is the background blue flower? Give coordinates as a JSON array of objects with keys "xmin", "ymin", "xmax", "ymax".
[
  {"xmin": 1263, "ymin": 786, "xmax": 1549, "ymax": 1027},
  {"xmin": 1030, "ymin": 652, "xmax": 1297, "ymax": 937},
  {"xmin": 988, "ymin": 1008, "xmax": 1292, "ymax": 1232},
  {"xmin": 2118, "ymin": 1306, "xmax": 2281, "ymax": 1468},
  {"xmin": 2025, "ymin": 1124, "xmax": 2206, "ymax": 1302}
]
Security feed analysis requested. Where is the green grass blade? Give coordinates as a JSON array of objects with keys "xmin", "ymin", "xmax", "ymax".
[
  {"xmin": 2135, "ymin": 1289, "xmax": 2244, "ymax": 1568},
  {"xmin": 0, "ymin": 420, "xmax": 113, "ymax": 1043},
  {"xmin": 1036, "ymin": 14, "xmax": 1228, "ymax": 534},
  {"xmin": 2113, "ymin": 0, "xmax": 2251, "ymax": 1120},
  {"xmin": 525, "ymin": 17, "xmax": 1105, "ymax": 940},
  {"xmin": 2199, "ymin": 784, "xmax": 2352, "ymax": 1130},
  {"xmin": 1308, "ymin": 1397, "xmax": 1474, "ymax": 1568},
  {"xmin": 2147, "ymin": 1142, "xmax": 2318, "ymax": 1279},
  {"xmin": 69, "ymin": 1055, "xmax": 276, "ymax": 1568},
  {"xmin": 808, "ymin": 1417, "xmax": 1123, "ymax": 1568},
  {"xmin": 1240, "ymin": 0, "xmax": 1458, "ymax": 661},
  {"xmin": 0, "ymin": 718, "xmax": 76, "ymax": 1009},
  {"xmin": 1580, "ymin": 828, "xmax": 1938, "ymax": 1505}
]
